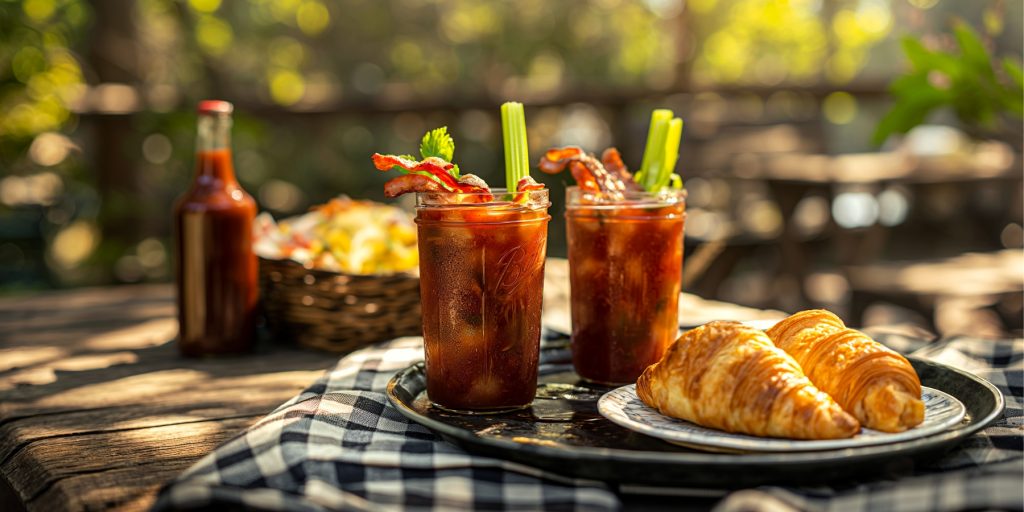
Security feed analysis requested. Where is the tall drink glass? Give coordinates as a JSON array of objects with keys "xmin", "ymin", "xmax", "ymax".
[
  {"xmin": 416, "ymin": 189, "xmax": 550, "ymax": 413},
  {"xmin": 566, "ymin": 186, "xmax": 686, "ymax": 385}
]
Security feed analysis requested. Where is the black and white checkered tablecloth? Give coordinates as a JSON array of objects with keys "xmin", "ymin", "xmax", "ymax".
[{"xmin": 154, "ymin": 331, "xmax": 1022, "ymax": 512}]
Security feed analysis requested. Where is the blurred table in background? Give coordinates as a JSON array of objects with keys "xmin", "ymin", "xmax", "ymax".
[
  {"xmin": 684, "ymin": 142, "xmax": 1022, "ymax": 327},
  {"xmin": 0, "ymin": 258, "xmax": 782, "ymax": 512},
  {"xmin": 847, "ymin": 250, "xmax": 1024, "ymax": 338}
]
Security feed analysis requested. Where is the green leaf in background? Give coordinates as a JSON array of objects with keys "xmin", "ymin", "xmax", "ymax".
[
  {"xmin": 1001, "ymin": 58, "xmax": 1024, "ymax": 117},
  {"xmin": 419, "ymin": 126, "xmax": 455, "ymax": 162},
  {"xmin": 901, "ymin": 38, "xmax": 960, "ymax": 76},
  {"xmin": 953, "ymin": 21, "xmax": 995, "ymax": 80},
  {"xmin": 874, "ymin": 19, "xmax": 1024, "ymax": 145},
  {"xmin": 901, "ymin": 38, "xmax": 931, "ymax": 70},
  {"xmin": 1003, "ymin": 58, "xmax": 1024, "ymax": 90}
]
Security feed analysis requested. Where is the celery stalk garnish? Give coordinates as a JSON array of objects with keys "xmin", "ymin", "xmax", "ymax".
[
  {"xmin": 501, "ymin": 101, "xmax": 530, "ymax": 192},
  {"xmin": 635, "ymin": 109, "xmax": 684, "ymax": 192}
]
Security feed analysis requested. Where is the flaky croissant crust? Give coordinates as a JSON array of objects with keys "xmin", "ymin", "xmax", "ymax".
[
  {"xmin": 637, "ymin": 321, "xmax": 860, "ymax": 440},
  {"xmin": 766, "ymin": 310, "xmax": 925, "ymax": 433}
]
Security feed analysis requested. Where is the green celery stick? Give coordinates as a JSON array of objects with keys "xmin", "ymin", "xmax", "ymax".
[
  {"xmin": 637, "ymin": 109, "xmax": 673, "ymax": 189},
  {"xmin": 656, "ymin": 117, "xmax": 683, "ymax": 190},
  {"xmin": 501, "ymin": 101, "xmax": 529, "ymax": 192},
  {"xmin": 501, "ymin": 103, "xmax": 516, "ymax": 191}
]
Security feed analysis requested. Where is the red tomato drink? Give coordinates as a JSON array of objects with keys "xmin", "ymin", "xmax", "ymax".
[
  {"xmin": 566, "ymin": 187, "xmax": 686, "ymax": 385},
  {"xmin": 416, "ymin": 189, "xmax": 550, "ymax": 412}
]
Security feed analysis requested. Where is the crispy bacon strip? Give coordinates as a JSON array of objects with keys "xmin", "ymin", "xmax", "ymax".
[
  {"xmin": 538, "ymin": 147, "xmax": 586, "ymax": 174},
  {"xmin": 384, "ymin": 173, "xmax": 493, "ymax": 200},
  {"xmin": 513, "ymin": 176, "xmax": 545, "ymax": 204},
  {"xmin": 456, "ymin": 174, "xmax": 494, "ymax": 202},
  {"xmin": 601, "ymin": 148, "xmax": 642, "ymax": 192},
  {"xmin": 374, "ymin": 153, "xmax": 493, "ymax": 200},
  {"xmin": 384, "ymin": 174, "xmax": 444, "ymax": 198},
  {"xmin": 538, "ymin": 146, "xmax": 627, "ymax": 199},
  {"xmin": 516, "ymin": 176, "xmax": 544, "ymax": 192},
  {"xmin": 372, "ymin": 153, "xmax": 460, "ymax": 191}
]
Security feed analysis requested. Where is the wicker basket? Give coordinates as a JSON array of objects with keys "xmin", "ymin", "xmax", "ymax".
[{"xmin": 259, "ymin": 257, "xmax": 422, "ymax": 353}]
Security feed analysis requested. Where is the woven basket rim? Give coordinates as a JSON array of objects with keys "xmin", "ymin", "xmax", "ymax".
[{"xmin": 258, "ymin": 255, "xmax": 419, "ymax": 280}]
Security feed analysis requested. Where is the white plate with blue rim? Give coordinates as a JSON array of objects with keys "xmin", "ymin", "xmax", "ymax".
[{"xmin": 598, "ymin": 385, "xmax": 966, "ymax": 453}]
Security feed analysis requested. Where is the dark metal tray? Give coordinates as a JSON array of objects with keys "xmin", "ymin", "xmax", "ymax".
[{"xmin": 386, "ymin": 345, "xmax": 1005, "ymax": 488}]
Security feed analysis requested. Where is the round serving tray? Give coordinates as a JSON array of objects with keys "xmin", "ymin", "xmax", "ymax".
[{"xmin": 386, "ymin": 350, "xmax": 1004, "ymax": 487}]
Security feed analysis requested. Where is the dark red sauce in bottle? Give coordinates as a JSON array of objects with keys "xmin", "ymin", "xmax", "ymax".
[{"xmin": 173, "ymin": 100, "xmax": 257, "ymax": 356}]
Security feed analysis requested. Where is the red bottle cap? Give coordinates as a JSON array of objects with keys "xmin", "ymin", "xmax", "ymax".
[{"xmin": 197, "ymin": 100, "xmax": 233, "ymax": 115}]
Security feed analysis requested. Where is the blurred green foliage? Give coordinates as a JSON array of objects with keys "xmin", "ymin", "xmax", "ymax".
[
  {"xmin": 0, "ymin": 0, "xmax": 1021, "ymax": 292},
  {"xmin": 0, "ymin": 0, "xmax": 87, "ymax": 157},
  {"xmin": 874, "ymin": 20, "xmax": 1024, "ymax": 144}
]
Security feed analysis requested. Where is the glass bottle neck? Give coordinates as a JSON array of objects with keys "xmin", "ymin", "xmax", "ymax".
[
  {"xmin": 196, "ymin": 113, "xmax": 231, "ymax": 152},
  {"xmin": 194, "ymin": 113, "xmax": 236, "ymax": 184}
]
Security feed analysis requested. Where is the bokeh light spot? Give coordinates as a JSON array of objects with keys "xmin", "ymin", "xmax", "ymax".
[
  {"xmin": 390, "ymin": 40, "xmax": 424, "ymax": 74},
  {"xmin": 296, "ymin": 1, "xmax": 329, "ymax": 36},
  {"xmin": 142, "ymin": 134, "xmax": 173, "ymax": 164},
  {"xmin": 196, "ymin": 15, "xmax": 234, "ymax": 56},
  {"xmin": 259, "ymin": 179, "xmax": 304, "ymax": 212},
  {"xmin": 188, "ymin": 0, "xmax": 221, "ymax": 14},
  {"xmin": 50, "ymin": 220, "xmax": 99, "ymax": 269},
  {"xmin": 29, "ymin": 132, "xmax": 74, "ymax": 166},
  {"xmin": 137, "ymin": 238, "xmax": 167, "ymax": 269},
  {"xmin": 1000, "ymin": 223, "xmax": 1023, "ymax": 248},
  {"xmin": 878, "ymin": 188, "xmax": 910, "ymax": 227},
  {"xmin": 23, "ymin": 0, "xmax": 56, "ymax": 22},
  {"xmin": 855, "ymin": 0, "xmax": 892, "ymax": 37},
  {"xmin": 269, "ymin": 69, "xmax": 306, "ymax": 105},
  {"xmin": 832, "ymin": 192, "xmax": 879, "ymax": 229},
  {"xmin": 823, "ymin": 91, "xmax": 857, "ymax": 124},
  {"xmin": 983, "ymin": 7, "xmax": 1004, "ymax": 35},
  {"xmin": 739, "ymin": 199, "xmax": 782, "ymax": 238},
  {"xmin": 793, "ymin": 195, "xmax": 831, "ymax": 237}
]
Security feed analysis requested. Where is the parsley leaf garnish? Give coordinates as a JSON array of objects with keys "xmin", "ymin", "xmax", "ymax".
[{"xmin": 420, "ymin": 126, "xmax": 455, "ymax": 162}]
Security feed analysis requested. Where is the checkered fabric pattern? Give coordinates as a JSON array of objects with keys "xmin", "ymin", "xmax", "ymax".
[{"xmin": 155, "ymin": 332, "xmax": 1022, "ymax": 512}]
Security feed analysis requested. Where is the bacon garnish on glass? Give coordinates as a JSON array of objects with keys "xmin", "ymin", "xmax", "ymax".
[
  {"xmin": 538, "ymin": 146, "xmax": 631, "ymax": 200},
  {"xmin": 512, "ymin": 176, "xmax": 545, "ymax": 204},
  {"xmin": 383, "ymin": 173, "xmax": 444, "ymax": 198},
  {"xmin": 601, "ymin": 148, "xmax": 642, "ymax": 192},
  {"xmin": 372, "ymin": 153, "xmax": 493, "ymax": 200}
]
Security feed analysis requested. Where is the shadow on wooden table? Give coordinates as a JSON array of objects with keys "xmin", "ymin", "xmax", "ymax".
[{"xmin": 0, "ymin": 284, "xmax": 340, "ymax": 511}]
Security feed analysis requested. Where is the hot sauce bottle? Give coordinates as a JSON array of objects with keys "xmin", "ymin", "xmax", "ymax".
[{"xmin": 173, "ymin": 100, "xmax": 258, "ymax": 356}]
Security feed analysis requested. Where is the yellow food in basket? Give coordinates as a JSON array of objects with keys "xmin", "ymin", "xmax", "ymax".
[{"xmin": 254, "ymin": 196, "xmax": 418, "ymax": 275}]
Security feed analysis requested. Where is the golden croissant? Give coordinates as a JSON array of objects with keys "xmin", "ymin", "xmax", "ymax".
[
  {"xmin": 765, "ymin": 310, "xmax": 925, "ymax": 433},
  {"xmin": 636, "ymin": 321, "xmax": 860, "ymax": 440}
]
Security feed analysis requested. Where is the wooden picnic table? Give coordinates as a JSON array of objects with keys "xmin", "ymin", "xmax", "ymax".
[{"xmin": 0, "ymin": 258, "xmax": 782, "ymax": 511}]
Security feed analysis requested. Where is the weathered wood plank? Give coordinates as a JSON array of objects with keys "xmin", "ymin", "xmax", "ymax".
[
  {"xmin": 0, "ymin": 283, "xmax": 341, "ymax": 511},
  {"xmin": 0, "ymin": 347, "xmax": 333, "ymax": 414},
  {"xmin": 0, "ymin": 379, "xmax": 319, "ymax": 462},
  {"xmin": 33, "ymin": 464, "xmax": 184, "ymax": 512},
  {"xmin": 5, "ymin": 417, "xmax": 258, "ymax": 506}
]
